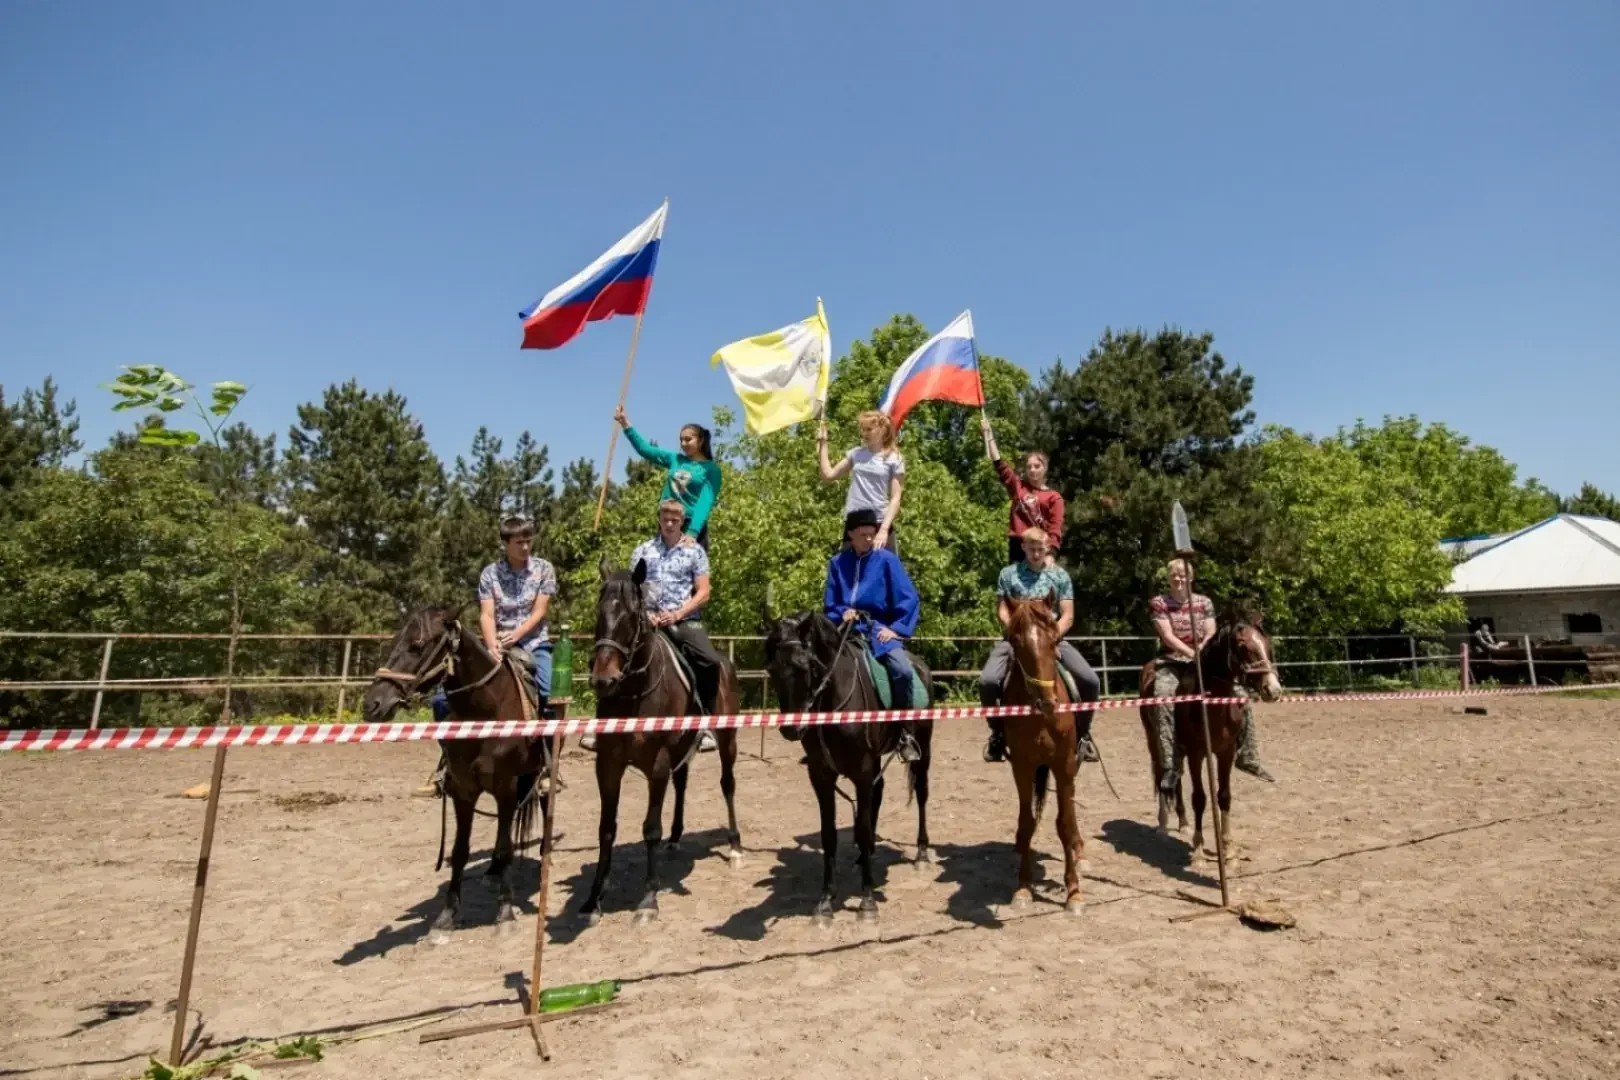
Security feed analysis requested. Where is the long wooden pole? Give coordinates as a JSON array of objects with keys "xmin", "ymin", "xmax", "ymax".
[
  {"xmin": 1190, "ymin": 630, "xmax": 1231, "ymax": 909},
  {"xmin": 167, "ymin": 628, "xmax": 238, "ymax": 1065},
  {"xmin": 592, "ymin": 307, "xmax": 648, "ymax": 530},
  {"xmin": 526, "ymin": 719, "xmax": 564, "ymax": 1060}
]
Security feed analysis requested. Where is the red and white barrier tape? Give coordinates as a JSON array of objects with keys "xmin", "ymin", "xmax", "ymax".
[{"xmin": 1, "ymin": 682, "xmax": 1614, "ymax": 753}]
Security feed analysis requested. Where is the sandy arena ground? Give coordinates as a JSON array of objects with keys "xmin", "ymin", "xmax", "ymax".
[{"xmin": 4, "ymin": 697, "xmax": 1620, "ymax": 1079}]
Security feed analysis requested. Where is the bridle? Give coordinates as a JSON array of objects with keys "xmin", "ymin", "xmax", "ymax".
[
  {"xmin": 373, "ymin": 619, "xmax": 506, "ymax": 701},
  {"xmin": 770, "ymin": 616, "xmax": 863, "ymax": 715},
  {"xmin": 1007, "ymin": 602, "xmax": 1062, "ymax": 707},
  {"xmin": 592, "ymin": 580, "xmax": 660, "ymax": 696}
]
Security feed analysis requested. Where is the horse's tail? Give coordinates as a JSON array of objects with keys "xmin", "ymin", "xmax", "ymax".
[
  {"xmin": 514, "ymin": 770, "xmax": 544, "ymax": 851},
  {"xmin": 1033, "ymin": 764, "xmax": 1050, "ymax": 827}
]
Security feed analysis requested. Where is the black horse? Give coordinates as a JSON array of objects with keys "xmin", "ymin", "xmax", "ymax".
[
  {"xmin": 763, "ymin": 610, "xmax": 935, "ymax": 922},
  {"xmin": 583, "ymin": 557, "xmax": 744, "ymax": 925},
  {"xmin": 363, "ymin": 605, "xmax": 549, "ymax": 936}
]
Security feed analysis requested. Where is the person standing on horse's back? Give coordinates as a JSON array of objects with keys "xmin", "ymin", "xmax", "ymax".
[
  {"xmin": 980, "ymin": 413, "xmax": 1064, "ymax": 567},
  {"xmin": 822, "ymin": 507, "xmax": 924, "ymax": 763},
  {"xmin": 615, "ymin": 405, "xmax": 721, "ymax": 550},
  {"xmin": 979, "ymin": 527, "xmax": 1101, "ymax": 763},
  {"xmin": 431, "ymin": 514, "xmax": 557, "ymax": 722},
  {"xmin": 1150, "ymin": 558, "xmax": 1275, "ymax": 789},
  {"xmin": 817, "ymin": 410, "xmax": 904, "ymax": 552},
  {"xmin": 632, "ymin": 499, "xmax": 726, "ymax": 717}
]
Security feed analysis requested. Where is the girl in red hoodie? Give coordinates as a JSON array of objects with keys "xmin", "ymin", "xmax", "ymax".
[{"xmin": 981, "ymin": 413, "xmax": 1064, "ymax": 565}]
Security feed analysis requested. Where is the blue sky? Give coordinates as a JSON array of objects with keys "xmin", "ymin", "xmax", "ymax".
[{"xmin": 3, "ymin": 2, "xmax": 1617, "ymax": 495}]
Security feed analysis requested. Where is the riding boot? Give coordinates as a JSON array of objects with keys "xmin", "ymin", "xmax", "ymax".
[
  {"xmin": 1075, "ymin": 710, "xmax": 1099, "ymax": 764},
  {"xmin": 981, "ymin": 683, "xmax": 1007, "ymax": 762},
  {"xmin": 1234, "ymin": 699, "xmax": 1276, "ymax": 782},
  {"xmin": 896, "ymin": 722, "xmax": 922, "ymax": 764}
]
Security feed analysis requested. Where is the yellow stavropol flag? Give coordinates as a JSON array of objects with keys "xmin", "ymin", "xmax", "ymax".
[{"xmin": 710, "ymin": 300, "xmax": 830, "ymax": 435}]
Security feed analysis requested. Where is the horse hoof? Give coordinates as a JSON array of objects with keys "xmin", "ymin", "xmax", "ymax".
[
  {"xmin": 1065, "ymin": 898, "xmax": 1085, "ymax": 916},
  {"xmin": 664, "ymin": 839, "xmax": 681, "ymax": 852},
  {"xmin": 1009, "ymin": 890, "xmax": 1033, "ymax": 912},
  {"xmin": 584, "ymin": 909, "xmax": 602, "ymax": 928},
  {"xmin": 634, "ymin": 905, "xmax": 660, "ymax": 925},
  {"xmin": 857, "ymin": 903, "xmax": 878, "ymax": 923},
  {"xmin": 812, "ymin": 910, "xmax": 835, "ymax": 928},
  {"xmin": 727, "ymin": 848, "xmax": 744, "ymax": 869},
  {"xmin": 495, "ymin": 905, "xmax": 516, "ymax": 925},
  {"xmin": 914, "ymin": 847, "xmax": 935, "ymax": 866},
  {"xmin": 429, "ymin": 929, "xmax": 453, "ymax": 947}
]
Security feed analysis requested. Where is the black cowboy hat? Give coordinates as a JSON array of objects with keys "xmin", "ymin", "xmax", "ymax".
[{"xmin": 844, "ymin": 508, "xmax": 880, "ymax": 536}]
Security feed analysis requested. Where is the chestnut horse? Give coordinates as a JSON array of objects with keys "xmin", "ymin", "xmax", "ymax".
[
  {"xmin": 1000, "ymin": 596, "xmax": 1086, "ymax": 914},
  {"xmin": 763, "ymin": 610, "xmax": 935, "ymax": 922},
  {"xmin": 363, "ymin": 605, "xmax": 549, "ymax": 935},
  {"xmin": 1138, "ymin": 619, "xmax": 1282, "ymax": 864},
  {"xmin": 584, "ymin": 558, "xmax": 744, "ymax": 925}
]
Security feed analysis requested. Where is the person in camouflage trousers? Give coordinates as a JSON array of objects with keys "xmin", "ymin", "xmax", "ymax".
[{"xmin": 1149, "ymin": 558, "xmax": 1274, "ymax": 792}]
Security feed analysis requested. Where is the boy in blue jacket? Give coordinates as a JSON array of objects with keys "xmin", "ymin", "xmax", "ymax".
[{"xmin": 823, "ymin": 508, "xmax": 924, "ymax": 763}]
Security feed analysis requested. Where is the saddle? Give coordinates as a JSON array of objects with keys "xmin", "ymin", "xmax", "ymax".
[
  {"xmin": 653, "ymin": 630, "xmax": 700, "ymax": 711},
  {"xmin": 502, "ymin": 647, "xmax": 548, "ymax": 723},
  {"xmin": 1002, "ymin": 656, "xmax": 1080, "ymax": 701},
  {"xmin": 853, "ymin": 638, "xmax": 931, "ymax": 710}
]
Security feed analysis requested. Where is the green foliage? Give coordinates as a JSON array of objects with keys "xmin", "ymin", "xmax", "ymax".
[
  {"xmin": 1257, "ymin": 427, "xmax": 1464, "ymax": 634},
  {"xmin": 1561, "ymin": 482, "xmax": 1620, "ymax": 521},
  {"xmin": 1019, "ymin": 328, "xmax": 1284, "ymax": 630},
  {"xmin": 1, "ymin": 377, "xmax": 82, "ymax": 498}
]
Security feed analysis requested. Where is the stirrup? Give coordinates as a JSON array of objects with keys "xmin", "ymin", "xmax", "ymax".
[
  {"xmin": 897, "ymin": 731, "xmax": 921, "ymax": 764},
  {"xmin": 983, "ymin": 732, "xmax": 1007, "ymax": 763}
]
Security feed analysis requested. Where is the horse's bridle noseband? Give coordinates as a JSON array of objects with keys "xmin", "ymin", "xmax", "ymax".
[{"xmin": 374, "ymin": 621, "xmax": 462, "ymax": 698}]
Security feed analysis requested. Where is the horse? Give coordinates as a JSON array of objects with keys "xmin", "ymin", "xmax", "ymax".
[
  {"xmin": 1138, "ymin": 619, "xmax": 1282, "ymax": 864},
  {"xmin": 584, "ymin": 557, "xmax": 743, "ymax": 925},
  {"xmin": 362, "ymin": 605, "xmax": 549, "ymax": 936},
  {"xmin": 762, "ymin": 610, "xmax": 934, "ymax": 922},
  {"xmin": 997, "ymin": 596, "xmax": 1086, "ymax": 914}
]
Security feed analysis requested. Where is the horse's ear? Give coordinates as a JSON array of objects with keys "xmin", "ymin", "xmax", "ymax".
[
  {"xmin": 1045, "ymin": 592, "xmax": 1059, "ymax": 614},
  {"xmin": 632, "ymin": 558, "xmax": 648, "ymax": 588},
  {"xmin": 598, "ymin": 554, "xmax": 613, "ymax": 580}
]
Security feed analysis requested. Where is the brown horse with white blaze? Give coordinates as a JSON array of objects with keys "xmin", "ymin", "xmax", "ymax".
[
  {"xmin": 999, "ymin": 596, "xmax": 1086, "ymax": 914},
  {"xmin": 1138, "ymin": 618, "xmax": 1282, "ymax": 864}
]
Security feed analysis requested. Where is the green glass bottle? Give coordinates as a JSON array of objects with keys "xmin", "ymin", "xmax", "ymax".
[
  {"xmin": 538, "ymin": 978, "xmax": 619, "ymax": 1013},
  {"xmin": 551, "ymin": 623, "xmax": 572, "ymax": 708}
]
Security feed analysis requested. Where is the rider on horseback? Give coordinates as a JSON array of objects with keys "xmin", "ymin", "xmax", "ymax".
[
  {"xmin": 822, "ymin": 507, "xmax": 924, "ymax": 763},
  {"xmin": 1150, "ymin": 557, "xmax": 1275, "ymax": 789},
  {"xmin": 632, "ymin": 499, "xmax": 726, "ymax": 717},
  {"xmin": 430, "ymin": 513, "xmax": 556, "ymax": 723},
  {"xmin": 979, "ymin": 527, "xmax": 1101, "ymax": 763}
]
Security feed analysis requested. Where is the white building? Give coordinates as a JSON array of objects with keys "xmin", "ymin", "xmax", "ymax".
[{"xmin": 1444, "ymin": 514, "xmax": 1620, "ymax": 646}]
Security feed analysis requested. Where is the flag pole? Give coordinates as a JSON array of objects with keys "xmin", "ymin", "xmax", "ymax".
[{"xmin": 593, "ymin": 198, "xmax": 666, "ymax": 531}]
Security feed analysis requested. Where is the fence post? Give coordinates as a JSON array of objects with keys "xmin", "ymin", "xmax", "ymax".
[
  {"xmin": 1523, "ymin": 635, "xmax": 1537, "ymax": 687},
  {"xmin": 90, "ymin": 636, "xmax": 115, "ymax": 730},
  {"xmin": 1099, "ymin": 639, "xmax": 1110, "ymax": 698},
  {"xmin": 1408, "ymin": 635, "xmax": 1419, "ymax": 688},
  {"xmin": 1460, "ymin": 642, "xmax": 1470, "ymax": 693},
  {"xmin": 334, "ymin": 638, "xmax": 354, "ymax": 720},
  {"xmin": 1344, "ymin": 636, "xmax": 1353, "ymax": 689}
]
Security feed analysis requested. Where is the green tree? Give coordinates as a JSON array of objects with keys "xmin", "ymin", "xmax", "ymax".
[
  {"xmin": 1340, "ymin": 417, "xmax": 1557, "ymax": 538},
  {"xmin": 1256, "ymin": 427, "xmax": 1462, "ymax": 634},
  {"xmin": 440, "ymin": 427, "xmax": 557, "ymax": 594},
  {"xmin": 1020, "ymin": 328, "xmax": 1285, "ymax": 630},
  {"xmin": 0, "ymin": 377, "xmax": 81, "ymax": 495},
  {"xmin": 283, "ymin": 381, "xmax": 447, "ymax": 631},
  {"xmin": 1560, "ymin": 483, "xmax": 1620, "ymax": 521}
]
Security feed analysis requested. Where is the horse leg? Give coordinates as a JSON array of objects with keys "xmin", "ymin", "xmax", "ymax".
[
  {"xmin": 717, "ymin": 728, "xmax": 743, "ymax": 865},
  {"xmin": 1218, "ymin": 744, "xmax": 1237, "ymax": 857},
  {"xmin": 490, "ymin": 792, "xmax": 517, "ymax": 925},
  {"xmin": 1187, "ymin": 746, "xmax": 1209, "ymax": 867},
  {"xmin": 1010, "ymin": 758, "xmax": 1038, "ymax": 910},
  {"xmin": 667, "ymin": 761, "xmax": 689, "ymax": 849},
  {"xmin": 637, "ymin": 762, "xmax": 672, "ymax": 924},
  {"xmin": 1055, "ymin": 758, "xmax": 1084, "ymax": 913},
  {"xmin": 809, "ymin": 757, "xmax": 839, "ymax": 923},
  {"xmin": 434, "ymin": 794, "xmax": 476, "ymax": 937},
  {"xmin": 911, "ymin": 726, "xmax": 933, "ymax": 866},
  {"xmin": 579, "ymin": 751, "xmax": 624, "ymax": 926},
  {"xmin": 854, "ymin": 774, "xmax": 879, "ymax": 921}
]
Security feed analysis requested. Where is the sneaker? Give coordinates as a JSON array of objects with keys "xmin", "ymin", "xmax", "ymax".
[
  {"xmin": 1078, "ymin": 735, "xmax": 1099, "ymax": 763},
  {"xmin": 698, "ymin": 730, "xmax": 717, "ymax": 752},
  {"xmin": 580, "ymin": 733, "xmax": 597, "ymax": 752},
  {"xmin": 983, "ymin": 731, "xmax": 1007, "ymax": 763},
  {"xmin": 896, "ymin": 731, "xmax": 921, "ymax": 764},
  {"xmin": 1236, "ymin": 758, "xmax": 1276, "ymax": 783}
]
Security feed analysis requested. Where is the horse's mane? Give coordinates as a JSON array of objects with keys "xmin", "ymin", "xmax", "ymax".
[{"xmin": 1006, "ymin": 597, "xmax": 1060, "ymax": 640}]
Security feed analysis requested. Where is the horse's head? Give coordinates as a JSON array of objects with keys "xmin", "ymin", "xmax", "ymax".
[
  {"xmin": 590, "ymin": 557, "xmax": 649, "ymax": 696},
  {"xmin": 1223, "ymin": 616, "xmax": 1283, "ymax": 702},
  {"xmin": 363, "ymin": 605, "xmax": 462, "ymax": 722},
  {"xmin": 763, "ymin": 609, "xmax": 837, "ymax": 711},
  {"xmin": 1006, "ymin": 595, "xmax": 1064, "ymax": 717}
]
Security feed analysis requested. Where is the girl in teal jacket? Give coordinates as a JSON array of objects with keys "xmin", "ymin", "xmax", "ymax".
[{"xmin": 614, "ymin": 405, "xmax": 722, "ymax": 549}]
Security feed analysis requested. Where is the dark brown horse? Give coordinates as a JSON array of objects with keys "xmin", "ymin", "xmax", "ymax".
[
  {"xmin": 763, "ymin": 610, "xmax": 934, "ymax": 922},
  {"xmin": 999, "ymin": 597, "xmax": 1085, "ymax": 914},
  {"xmin": 362, "ymin": 605, "xmax": 549, "ymax": 936},
  {"xmin": 584, "ymin": 559, "xmax": 743, "ymax": 925},
  {"xmin": 1138, "ymin": 619, "xmax": 1282, "ymax": 865}
]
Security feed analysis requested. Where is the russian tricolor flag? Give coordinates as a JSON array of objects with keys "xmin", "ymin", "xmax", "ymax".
[
  {"xmin": 519, "ymin": 202, "xmax": 667, "ymax": 350},
  {"xmin": 878, "ymin": 311, "xmax": 983, "ymax": 429}
]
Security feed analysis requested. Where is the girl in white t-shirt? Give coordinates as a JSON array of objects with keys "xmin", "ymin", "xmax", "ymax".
[{"xmin": 817, "ymin": 409, "xmax": 905, "ymax": 551}]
